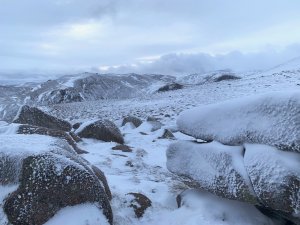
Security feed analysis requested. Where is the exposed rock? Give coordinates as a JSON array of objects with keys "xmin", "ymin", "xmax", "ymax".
[
  {"xmin": 126, "ymin": 193, "xmax": 152, "ymax": 218},
  {"xmin": 244, "ymin": 144, "xmax": 300, "ymax": 225},
  {"xmin": 72, "ymin": 122, "xmax": 82, "ymax": 130},
  {"xmin": 92, "ymin": 165, "xmax": 112, "ymax": 201},
  {"xmin": 214, "ymin": 74, "xmax": 241, "ymax": 82},
  {"xmin": 146, "ymin": 116, "xmax": 159, "ymax": 122},
  {"xmin": 69, "ymin": 131, "xmax": 82, "ymax": 142},
  {"xmin": 157, "ymin": 83, "xmax": 183, "ymax": 92},
  {"xmin": 13, "ymin": 105, "xmax": 71, "ymax": 132},
  {"xmin": 1, "ymin": 135, "xmax": 113, "ymax": 225},
  {"xmin": 159, "ymin": 129, "xmax": 176, "ymax": 139},
  {"xmin": 112, "ymin": 144, "xmax": 132, "ymax": 152},
  {"xmin": 167, "ymin": 141, "xmax": 258, "ymax": 204},
  {"xmin": 122, "ymin": 116, "xmax": 143, "ymax": 128},
  {"xmin": 177, "ymin": 91, "xmax": 300, "ymax": 153},
  {"xmin": 77, "ymin": 120, "xmax": 124, "ymax": 144}
]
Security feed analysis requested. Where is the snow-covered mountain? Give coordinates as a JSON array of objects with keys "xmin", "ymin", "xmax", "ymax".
[{"xmin": 1, "ymin": 57, "xmax": 300, "ymax": 123}]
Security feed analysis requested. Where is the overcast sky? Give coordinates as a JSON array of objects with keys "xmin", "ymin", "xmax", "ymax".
[{"xmin": 1, "ymin": 0, "xmax": 300, "ymax": 80}]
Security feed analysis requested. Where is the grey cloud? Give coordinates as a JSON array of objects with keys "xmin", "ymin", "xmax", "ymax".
[
  {"xmin": 105, "ymin": 44, "xmax": 300, "ymax": 75},
  {"xmin": 0, "ymin": 0, "xmax": 300, "ymax": 79}
]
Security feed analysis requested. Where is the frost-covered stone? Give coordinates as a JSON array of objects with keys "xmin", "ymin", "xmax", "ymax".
[
  {"xmin": 177, "ymin": 91, "xmax": 300, "ymax": 153},
  {"xmin": 77, "ymin": 119, "xmax": 124, "ymax": 144},
  {"xmin": 122, "ymin": 116, "xmax": 143, "ymax": 128},
  {"xmin": 13, "ymin": 105, "xmax": 72, "ymax": 131},
  {"xmin": 244, "ymin": 144, "xmax": 300, "ymax": 224},
  {"xmin": 126, "ymin": 193, "xmax": 152, "ymax": 218},
  {"xmin": 166, "ymin": 141, "xmax": 257, "ymax": 204},
  {"xmin": 0, "ymin": 135, "xmax": 112, "ymax": 225}
]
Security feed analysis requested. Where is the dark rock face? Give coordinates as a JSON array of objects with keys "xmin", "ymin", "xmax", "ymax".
[
  {"xmin": 214, "ymin": 74, "xmax": 241, "ymax": 82},
  {"xmin": 159, "ymin": 129, "xmax": 175, "ymax": 139},
  {"xmin": 122, "ymin": 116, "xmax": 143, "ymax": 128},
  {"xmin": 126, "ymin": 193, "xmax": 152, "ymax": 218},
  {"xmin": 4, "ymin": 153, "xmax": 113, "ymax": 225},
  {"xmin": 45, "ymin": 87, "xmax": 84, "ymax": 104},
  {"xmin": 13, "ymin": 105, "xmax": 71, "ymax": 132},
  {"xmin": 92, "ymin": 165, "xmax": 112, "ymax": 201},
  {"xmin": 157, "ymin": 83, "xmax": 183, "ymax": 92},
  {"xmin": 17, "ymin": 125, "xmax": 88, "ymax": 154},
  {"xmin": 77, "ymin": 120, "xmax": 124, "ymax": 144},
  {"xmin": 72, "ymin": 122, "xmax": 82, "ymax": 130},
  {"xmin": 112, "ymin": 144, "xmax": 132, "ymax": 152}
]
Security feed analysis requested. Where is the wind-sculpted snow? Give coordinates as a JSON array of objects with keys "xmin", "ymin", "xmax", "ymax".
[
  {"xmin": 166, "ymin": 141, "xmax": 257, "ymax": 204},
  {"xmin": 177, "ymin": 91, "xmax": 300, "ymax": 153}
]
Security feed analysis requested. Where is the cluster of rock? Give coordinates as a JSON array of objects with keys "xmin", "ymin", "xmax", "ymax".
[
  {"xmin": 167, "ymin": 92, "xmax": 300, "ymax": 225},
  {"xmin": 1, "ymin": 106, "xmax": 160, "ymax": 224},
  {"xmin": 1, "ymin": 105, "xmax": 120, "ymax": 225}
]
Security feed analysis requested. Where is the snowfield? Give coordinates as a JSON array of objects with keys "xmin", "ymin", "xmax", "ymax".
[{"xmin": 1, "ymin": 62, "xmax": 300, "ymax": 225}]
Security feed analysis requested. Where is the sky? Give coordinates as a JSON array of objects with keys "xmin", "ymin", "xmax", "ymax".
[{"xmin": 1, "ymin": 0, "xmax": 300, "ymax": 81}]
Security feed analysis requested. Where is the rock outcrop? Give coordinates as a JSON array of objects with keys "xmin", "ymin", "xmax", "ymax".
[
  {"xmin": 13, "ymin": 105, "xmax": 71, "ymax": 132},
  {"xmin": 77, "ymin": 120, "xmax": 124, "ymax": 144}
]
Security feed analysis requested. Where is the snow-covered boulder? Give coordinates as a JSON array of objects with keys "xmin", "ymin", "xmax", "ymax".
[
  {"xmin": 77, "ymin": 120, "xmax": 124, "ymax": 144},
  {"xmin": 13, "ymin": 105, "xmax": 72, "ymax": 132},
  {"xmin": 244, "ymin": 144, "xmax": 300, "ymax": 225},
  {"xmin": 122, "ymin": 116, "xmax": 143, "ymax": 128},
  {"xmin": 0, "ymin": 134, "xmax": 112, "ymax": 225},
  {"xmin": 166, "ymin": 141, "xmax": 257, "ymax": 204},
  {"xmin": 177, "ymin": 91, "xmax": 300, "ymax": 153}
]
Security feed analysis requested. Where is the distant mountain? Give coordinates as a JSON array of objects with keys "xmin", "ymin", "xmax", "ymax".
[{"xmin": 0, "ymin": 73, "xmax": 175, "ymax": 121}]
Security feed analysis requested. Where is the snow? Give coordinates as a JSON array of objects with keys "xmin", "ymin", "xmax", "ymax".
[
  {"xmin": 44, "ymin": 204, "xmax": 109, "ymax": 225},
  {"xmin": 177, "ymin": 91, "xmax": 300, "ymax": 153},
  {"xmin": 0, "ymin": 133, "xmax": 59, "ymax": 155},
  {"xmin": 152, "ymin": 189, "xmax": 274, "ymax": 225}
]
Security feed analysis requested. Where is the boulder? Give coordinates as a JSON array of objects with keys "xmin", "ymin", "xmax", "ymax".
[
  {"xmin": 1, "ymin": 135, "xmax": 112, "ymax": 225},
  {"xmin": 112, "ymin": 144, "xmax": 132, "ymax": 152},
  {"xmin": 13, "ymin": 105, "xmax": 71, "ymax": 132},
  {"xmin": 157, "ymin": 83, "xmax": 183, "ymax": 92},
  {"xmin": 177, "ymin": 91, "xmax": 300, "ymax": 153},
  {"xmin": 126, "ymin": 193, "xmax": 152, "ymax": 218},
  {"xmin": 159, "ymin": 129, "xmax": 175, "ymax": 139},
  {"xmin": 244, "ymin": 144, "xmax": 300, "ymax": 225},
  {"xmin": 122, "ymin": 116, "xmax": 143, "ymax": 128},
  {"xmin": 167, "ymin": 141, "xmax": 257, "ymax": 204},
  {"xmin": 77, "ymin": 120, "xmax": 124, "ymax": 144}
]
